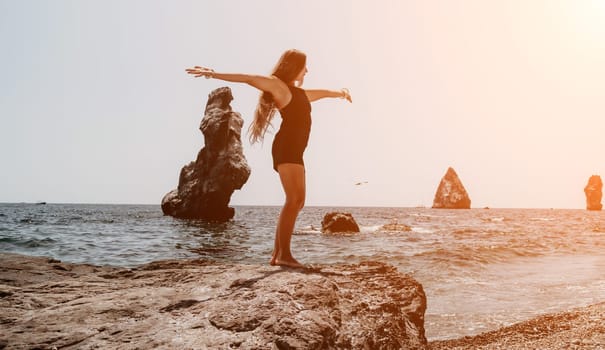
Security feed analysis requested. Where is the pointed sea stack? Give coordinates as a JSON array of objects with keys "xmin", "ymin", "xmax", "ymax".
[
  {"xmin": 584, "ymin": 175, "xmax": 603, "ymax": 211},
  {"xmin": 432, "ymin": 167, "xmax": 471, "ymax": 209},
  {"xmin": 161, "ymin": 87, "xmax": 251, "ymax": 221}
]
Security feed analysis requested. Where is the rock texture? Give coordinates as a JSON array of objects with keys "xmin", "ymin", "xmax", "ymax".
[
  {"xmin": 430, "ymin": 301, "xmax": 605, "ymax": 350},
  {"xmin": 321, "ymin": 212, "xmax": 361, "ymax": 234},
  {"xmin": 0, "ymin": 253, "xmax": 427, "ymax": 349},
  {"xmin": 162, "ymin": 87, "xmax": 251, "ymax": 221},
  {"xmin": 584, "ymin": 175, "xmax": 603, "ymax": 211},
  {"xmin": 432, "ymin": 167, "xmax": 471, "ymax": 209}
]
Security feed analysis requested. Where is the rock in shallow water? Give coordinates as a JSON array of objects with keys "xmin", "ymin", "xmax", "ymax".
[
  {"xmin": 161, "ymin": 87, "xmax": 251, "ymax": 221},
  {"xmin": 321, "ymin": 212, "xmax": 361, "ymax": 234},
  {"xmin": 0, "ymin": 253, "xmax": 427, "ymax": 349}
]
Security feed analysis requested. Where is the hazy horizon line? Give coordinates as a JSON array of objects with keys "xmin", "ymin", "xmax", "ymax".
[{"xmin": 0, "ymin": 202, "xmax": 590, "ymax": 211}]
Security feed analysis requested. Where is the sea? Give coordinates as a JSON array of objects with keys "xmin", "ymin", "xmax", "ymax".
[{"xmin": 1, "ymin": 203, "xmax": 604, "ymax": 340}]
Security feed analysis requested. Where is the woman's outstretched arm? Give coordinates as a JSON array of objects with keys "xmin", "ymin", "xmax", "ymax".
[
  {"xmin": 185, "ymin": 66, "xmax": 289, "ymax": 105},
  {"xmin": 305, "ymin": 89, "xmax": 352, "ymax": 103}
]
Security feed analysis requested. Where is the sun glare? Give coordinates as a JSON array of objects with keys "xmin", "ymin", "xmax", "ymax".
[{"xmin": 569, "ymin": 1, "xmax": 605, "ymax": 40}]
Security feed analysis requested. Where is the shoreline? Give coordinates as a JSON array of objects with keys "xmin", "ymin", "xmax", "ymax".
[
  {"xmin": 1, "ymin": 253, "xmax": 604, "ymax": 349},
  {"xmin": 429, "ymin": 301, "xmax": 605, "ymax": 349}
]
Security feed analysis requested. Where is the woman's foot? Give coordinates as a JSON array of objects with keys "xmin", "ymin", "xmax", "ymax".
[
  {"xmin": 269, "ymin": 249, "xmax": 279, "ymax": 266},
  {"xmin": 272, "ymin": 256, "xmax": 305, "ymax": 269}
]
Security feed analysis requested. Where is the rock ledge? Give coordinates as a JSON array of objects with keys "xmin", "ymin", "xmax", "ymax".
[{"xmin": 0, "ymin": 253, "xmax": 427, "ymax": 349}]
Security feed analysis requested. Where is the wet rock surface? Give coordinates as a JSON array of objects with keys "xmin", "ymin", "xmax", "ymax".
[
  {"xmin": 0, "ymin": 253, "xmax": 427, "ymax": 349},
  {"xmin": 321, "ymin": 212, "xmax": 361, "ymax": 234},
  {"xmin": 161, "ymin": 87, "xmax": 250, "ymax": 221}
]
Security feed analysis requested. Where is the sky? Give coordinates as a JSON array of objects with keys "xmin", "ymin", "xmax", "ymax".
[{"xmin": 1, "ymin": 0, "xmax": 604, "ymax": 209}]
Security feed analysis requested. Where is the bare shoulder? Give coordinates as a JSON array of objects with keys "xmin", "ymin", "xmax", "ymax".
[
  {"xmin": 269, "ymin": 76, "xmax": 292, "ymax": 109},
  {"xmin": 268, "ymin": 75, "xmax": 289, "ymax": 91}
]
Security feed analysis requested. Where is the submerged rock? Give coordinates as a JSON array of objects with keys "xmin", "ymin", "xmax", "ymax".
[
  {"xmin": 322, "ymin": 212, "xmax": 361, "ymax": 233},
  {"xmin": 432, "ymin": 167, "xmax": 471, "ymax": 209},
  {"xmin": 161, "ymin": 87, "xmax": 251, "ymax": 221},
  {"xmin": 584, "ymin": 175, "xmax": 603, "ymax": 211},
  {"xmin": 0, "ymin": 253, "xmax": 428, "ymax": 349},
  {"xmin": 381, "ymin": 223, "xmax": 412, "ymax": 232}
]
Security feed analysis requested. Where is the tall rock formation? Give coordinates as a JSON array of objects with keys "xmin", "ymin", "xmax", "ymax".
[
  {"xmin": 584, "ymin": 175, "xmax": 603, "ymax": 211},
  {"xmin": 432, "ymin": 167, "xmax": 471, "ymax": 209},
  {"xmin": 162, "ymin": 87, "xmax": 250, "ymax": 221}
]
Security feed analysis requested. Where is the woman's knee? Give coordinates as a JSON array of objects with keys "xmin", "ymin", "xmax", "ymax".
[{"xmin": 285, "ymin": 194, "xmax": 305, "ymax": 211}]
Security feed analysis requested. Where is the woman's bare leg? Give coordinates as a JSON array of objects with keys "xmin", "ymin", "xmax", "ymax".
[{"xmin": 270, "ymin": 163, "xmax": 305, "ymax": 268}]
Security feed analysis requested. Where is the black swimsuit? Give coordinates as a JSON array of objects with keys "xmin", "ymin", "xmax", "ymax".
[{"xmin": 272, "ymin": 85, "xmax": 312, "ymax": 171}]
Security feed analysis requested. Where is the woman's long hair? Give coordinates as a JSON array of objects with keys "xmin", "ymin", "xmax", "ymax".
[{"xmin": 248, "ymin": 49, "xmax": 307, "ymax": 144}]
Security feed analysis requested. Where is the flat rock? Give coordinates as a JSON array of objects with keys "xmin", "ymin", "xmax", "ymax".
[{"xmin": 0, "ymin": 253, "xmax": 427, "ymax": 349}]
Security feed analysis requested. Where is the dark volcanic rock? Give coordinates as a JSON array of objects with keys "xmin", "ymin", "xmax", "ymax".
[
  {"xmin": 432, "ymin": 167, "xmax": 471, "ymax": 209},
  {"xmin": 584, "ymin": 175, "xmax": 603, "ymax": 211},
  {"xmin": 0, "ymin": 253, "xmax": 428, "ymax": 349},
  {"xmin": 162, "ymin": 87, "xmax": 251, "ymax": 221},
  {"xmin": 322, "ymin": 212, "xmax": 361, "ymax": 233}
]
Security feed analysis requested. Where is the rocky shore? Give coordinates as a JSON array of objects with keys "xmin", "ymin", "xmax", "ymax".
[
  {"xmin": 429, "ymin": 302, "xmax": 605, "ymax": 349},
  {"xmin": 0, "ymin": 253, "xmax": 426, "ymax": 349},
  {"xmin": 2, "ymin": 253, "xmax": 604, "ymax": 349}
]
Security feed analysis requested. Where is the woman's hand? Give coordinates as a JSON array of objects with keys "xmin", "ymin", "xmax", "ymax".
[
  {"xmin": 185, "ymin": 66, "xmax": 215, "ymax": 79},
  {"xmin": 340, "ymin": 88, "xmax": 352, "ymax": 103}
]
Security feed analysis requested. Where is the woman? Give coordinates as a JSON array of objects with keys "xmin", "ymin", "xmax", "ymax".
[{"xmin": 186, "ymin": 49, "xmax": 352, "ymax": 268}]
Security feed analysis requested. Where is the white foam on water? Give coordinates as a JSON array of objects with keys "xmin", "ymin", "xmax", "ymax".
[
  {"xmin": 411, "ymin": 226, "xmax": 435, "ymax": 234},
  {"xmin": 360, "ymin": 225, "xmax": 382, "ymax": 234}
]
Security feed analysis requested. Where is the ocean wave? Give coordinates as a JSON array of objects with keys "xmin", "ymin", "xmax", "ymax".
[
  {"xmin": 379, "ymin": 223, "xmax": 412, "ymax": 232},
  {"xmin": 411, "ymin": 227, "xmax": 435, "ymax": 234},
  {"xmin": 487, "ymin": 217, "xmax": 505, "ymax": 222},
  {"xmin": 24, "ymin": 237, "xmax": 57, "ymax": 248},
  {"xmin": 51, "ymin": 216, "xmax": 118, "ymax": 225},
  {"xmin": 452, "ymin": 228, "xmax": 480, "ymax": 235},
  {"xmin": 360, "ymin": 225, "xmax": 382, "ymax": 233},
  {"xmin": 1, "ymin": 236, "xmax": 58, "ymax": 248},
  {"xmin": 295, "ymin": 227, "xmax": 322, "ymax": 235},
  {"xmin": 414, "ymin": 243, "xmax": 543, "ymax": 267},
  {"xmin": 0, "ymin": 237, "xmax": 17, "ymax": 244},
  {"xmin": 530, "ymin": 217, "xmax": 554, "ymax": 222},
  {"xmin": 18, "ymin": 217, "xmax": 47, "ymax": 225}
]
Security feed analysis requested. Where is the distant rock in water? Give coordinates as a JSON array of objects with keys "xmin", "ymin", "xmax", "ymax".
[
  {"xmin": 161, "ymin": 87, "xmax": 251, "ymax": 221},
  {"xmin": 584, "ymin": 175, "xmax": 603, "ymax": 211},
  {"xmin": 321, "ymin": 212, "xmax": 360, "ymax": 233},
  {"xmin": 432, "ymin": 167, "xmax": 471, "ymax": 209}
]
